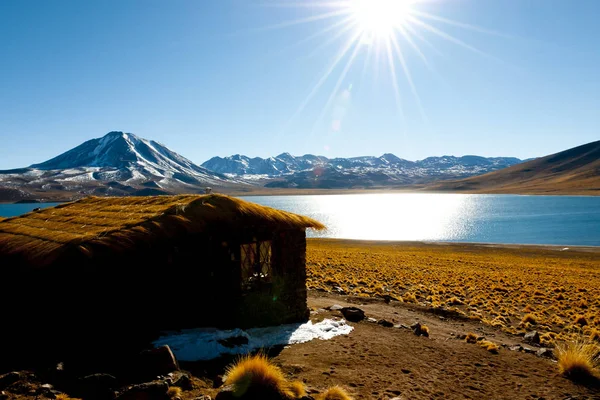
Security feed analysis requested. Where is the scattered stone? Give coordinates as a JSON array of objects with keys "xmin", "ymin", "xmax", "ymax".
[
  {"xmin": 218, "ymin": 335, "xmax": 249, "ymax": 348},
  {"xmin": 401, "ymin": 369, "xmax": 411, "ymax": 374},
  {"xmin": 328, "ymin": 304, "xmax": 344, "ymax": 311},
  {"xmin": 457, "ymin": 334, "xmax": 467, "ymax": 340},
  {"xmin": 117, "ymin": 381, "xmax": 169, "ymax": 400},
  {"xmin": 410, "ymin": 322, "xmax": 421, "ymax": 330},
  {"xmin": 0, "ymin": 372, "xmax": 24, "ymax": 390},
  {"xmin": 138, "ymin": 345, "xmax": 179, "ymax": 378},
  {"xmin": 332, "ymin": 286, "xmax": 347, "ymax": 295},
  {"xmin": 76, "ymin": 373, "xmax": 118, "ymax": 400},
  {"xmin": 0, "ymin": 391, "xmax": 7, "ymax": 400},
  {"xmin": 410, "ymin": 322, "xmax": 429, "ymax": 337},
  {"xmin": 523, "ymin": 347, "xmax": 536, "ymax": 354},
  {"xmin": 193, "ymin": 396, "xmax": 212, "ymax": 400},
  {"xmin": 340, "ymin": 307, "xmax": 366, "ymax": 322},
  {"xmin": 214, "ymin": 385, "xmax": 235, "ymax": 400},
  {"xmin": 509, "ymin": 345, "xmax": 523, "ymax": 352},
  {"xmin": 367, "ymin": 317, "xmax": 378, "ymax": 323},
  {"xmin": 167, "ymin": 371, "xmax": 193, "ymax": 390},
  {"xmin": 377, "ymin": 319, "xmax": 394, "ymax": 328},
  {"xmin": 523, "ymin": 331, "xmax": 540, "ymax": 345},
  {"xmin": 536, "ymin": 348, "xmax": 554, "ymax": 359}
]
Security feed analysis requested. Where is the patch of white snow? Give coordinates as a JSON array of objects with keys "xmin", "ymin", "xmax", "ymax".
[{"xmin": 153, "ymin": 318, "xmax": 353, "ymax": 361}]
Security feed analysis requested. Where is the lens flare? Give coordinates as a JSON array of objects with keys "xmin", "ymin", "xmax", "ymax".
[{"xmin": 263, "ymin": 0, "xmax": 505, "ymax": 134}]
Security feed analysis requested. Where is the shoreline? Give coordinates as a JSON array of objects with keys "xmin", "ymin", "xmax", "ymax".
[{"xmin": 307, "ymin": 238, "xmax": 600, "ymax": 251}]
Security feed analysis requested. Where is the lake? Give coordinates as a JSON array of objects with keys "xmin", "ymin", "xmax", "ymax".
[{"xmin": 1, "ymin": 194, "xmax": 599, "ymax": 246}]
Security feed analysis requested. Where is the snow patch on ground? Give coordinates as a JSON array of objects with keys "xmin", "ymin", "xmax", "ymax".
[{"xmin": 153, "ymin": 318, "xmax": 353, "ymax": 361}]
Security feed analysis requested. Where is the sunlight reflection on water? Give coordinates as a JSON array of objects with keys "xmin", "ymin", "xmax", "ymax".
[{"xmin": 240, "ymin": 193, "xmax": 600, "ymax": 246}]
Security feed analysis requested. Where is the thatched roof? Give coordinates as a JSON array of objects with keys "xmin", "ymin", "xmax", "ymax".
[{"xmin": 0, "ymin": 194, "xmax": 325, "ymax": 267}]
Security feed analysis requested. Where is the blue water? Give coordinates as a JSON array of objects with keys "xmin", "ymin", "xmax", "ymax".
[{"xmin": 1, "ymin": 194, "xmax": 599, "ymax": 246}]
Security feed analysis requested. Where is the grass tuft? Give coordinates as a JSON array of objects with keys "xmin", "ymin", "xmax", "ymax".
[
  {"xmin": 465, "ymin": 332, "xmax": 478, "ymax": 344},
  {"xmin": 223, "ymin": 354, "xmax": 290, "ymax": 398},
  {"xmin": 479, "ymin": 340, "xmax": 500, "ymax": 354},
  {"xmin": 287, "ymin": 381, "xmax": 306, "ymax": 398},
  {"xmin": 167, "ymin": 386, "xmax": 182, "ymax": 399},
  {"xmin": 521, "ymin": 313, "xmax": 538, "ymax": 325},
  {"xmin": 318, "ymin": 385, "xmax": 353, "ymax": 400},
  {"xmin": 554, "ymin": 340, "xmax": 600, "ymax": 384}
]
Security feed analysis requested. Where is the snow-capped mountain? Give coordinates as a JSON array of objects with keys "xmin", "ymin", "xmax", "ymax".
[
  {"xmin": 0, "ymin": 131, "xmax": 241, "ymax": 201},
  {"xmin": 202, "ymin": 152, "xmax": 523, "ymax": 188}
]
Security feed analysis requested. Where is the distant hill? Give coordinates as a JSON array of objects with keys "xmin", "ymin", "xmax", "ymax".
[
  {"xmin": 0, "ymin": 131, "xmax": 245, "ymax": 202},
  {"xmin": 202, "ymin": 153, "xmax": 523, "ymax": 189},
  {"xmin": 427, "ymin": 140, "xmax": 600, "ymax": 195}
]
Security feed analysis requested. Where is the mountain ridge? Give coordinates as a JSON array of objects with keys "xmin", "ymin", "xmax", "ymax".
[
  {"xmin": 426, "ymin": 140, "xmax": 600, "ymax": 195},
  {"xmin": 202, "ymin": 152, "xmax": 524, "ymax": 188},
  {"xmin": 0, "ymin": 131, "xmax": 243, "ymax": 202}
]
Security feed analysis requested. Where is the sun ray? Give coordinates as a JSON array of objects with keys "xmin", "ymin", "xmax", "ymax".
[
  {"xmin": 303, "ymin": 19, "xmax": 359, "ymax": 60},
  {"xmin": 410, "ymin": 9, "xmax": 513, "ymax": 38},
  {"xmin": 276, "ymin": 15, "xmax": 357, "ymax": 59},
  {"xmin": 312, "ymin": 36, "xmax": 363, "ymax": 133},
  {"xmin": 252, "ymin": 8, "xmax": 350, "ymax": 32},
  {"xmin": 396, "ymin": 24, "xmax": 431, "ymax": 70},
  {"xmin": 390, "ymin": 32, "xmax": 427, "ymax": 122},
  {"xmin": 402, "ymin": 22, "xmax": 445, "ymax": 57},
  {"xmin": 384, "ymin": 37, "xmax": 406, "ymax": 129},
  {"xmin": 263, "ymin": 0, "xmax": 511, "ymax": 134},
  {"xmin": 283, "ymin": 29, "xmax": 364, "ymax": 130},
  {"xmin": 407, "ymin": 15, "xmax": 491, "ymax": 58}
]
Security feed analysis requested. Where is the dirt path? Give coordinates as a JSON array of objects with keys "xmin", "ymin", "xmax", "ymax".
[{"xmin": 270, "ymin": 291, "xmax": 599, "ymax": 400}]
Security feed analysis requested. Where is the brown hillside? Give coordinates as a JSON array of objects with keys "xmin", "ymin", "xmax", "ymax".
[{"xmin": 428, "ymin": 140, "xmax": 600, "ymax": 195}]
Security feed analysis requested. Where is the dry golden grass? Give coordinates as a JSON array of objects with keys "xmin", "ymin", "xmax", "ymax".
[
  {"xmin": 167, "ymin": 386, "xmax": 182, "ymax": 399},
  {"xmin": 317, "ymin": 386, "xmax": 353, "ymax": 400},
  {"xmin": 224, "ymin": 354, "xmax": 288, "ymax": 397},
  {"xmin": 288, "ymin": 381, "xmax": 306, "ymax": 398},
  {"xmin": 307, "ymin": 239, "xmax": 600, "ymax": 346},
  {"xmin": 479, "ymin": 340, "xmax": 500, "ymax": 354},
  {"xmin": 55, "ymin": 395, "xmax": 81, "ymax": 400},
  {"xmin": 465, "ymin": 333, "xmax": 478, "ymax": 344},
  {"xmin": 554, "ymin": 340, "xmax": 600, "ymax": 383},
  {"xmin": 223, "ymin": 354, "xmax": 307, "ymax": 399}
]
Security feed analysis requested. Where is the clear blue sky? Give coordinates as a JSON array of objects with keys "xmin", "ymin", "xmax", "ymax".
[{"xmin": 1, "ymin": 0, "xmax": 598, "ymax": 169}]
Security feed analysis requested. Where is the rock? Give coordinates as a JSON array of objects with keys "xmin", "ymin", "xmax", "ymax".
[
  {"xmin": 218, "ymin": 336, "xmax": 249, "ymax": 348},
  {"xmin": 377, "ymin": 319, "xmax": 394, "ymax": 328},
  {"xmin": 340, "ymin": 307, "xmax": 366, "ymax": 322},
  {"xmin": 410, "ymin": 322, "xmax": 429, "ymax": 337},
  {"xmin": 214, "ymin": 386, "xmax": 236, "ymax": 400},
  {"xmin": 167, "ymin": 371, "xmax": 193, "ymax": 391},
  {"xmin": 509, "ymin": 345, "xmax": 523, "ymax": 352},
  {"xmin": 192, "ymin": 396, "xmax": 212, "ymax": 400},
  {"xmin": 117, "ymin": 381, "xmax": 169, "ymax": 400},
  {"xmin": 523, "ymin": 331, "xmax": 540, "ymax": 345},
  {"xmin": 332, "ymin": 286, "xmax": 347, "ymax": 295},
  {"xmin": 366, "ymin": 317, "xmax": 378, "ymax": 323},
  {"xmin": 523, "ymin": 347, "xmax": 536, "ymax": 354},
  {"xmin": 138, "ymin": 346, "xmax": 179, "ymax": 378},
  {"xmin": 76, "ymin": 373, "xmax": 118, "ymax": 400},
  {"xmin": 536, "ymin": 348, "xmax": 554, "ymax": 359},
  {"xmin": 328, "ymin": 304, "xmax": 344, "ymax": 311},
  {"xmin": 0, "ymin": 391, "xmax": 8, "ymax": 400},
  {"xmin": 0, "ymin": 372, "xmax": 22, "ymax": 390}
]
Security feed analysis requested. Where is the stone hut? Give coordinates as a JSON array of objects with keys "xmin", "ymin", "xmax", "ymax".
[{"xmin": 0, "ymin": 194, "xmax": 324, "ymax": 363}]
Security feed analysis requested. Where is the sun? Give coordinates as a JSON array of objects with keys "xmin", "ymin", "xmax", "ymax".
[{"xmin": 349, "ymin": 0, "xmax": 414, "ymax": 39}]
